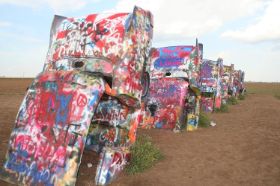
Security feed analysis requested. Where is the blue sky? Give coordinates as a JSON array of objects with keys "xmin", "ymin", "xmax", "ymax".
[{"xmin": 0, "ymin": 0, "xmax": 279, "ymax": 82}]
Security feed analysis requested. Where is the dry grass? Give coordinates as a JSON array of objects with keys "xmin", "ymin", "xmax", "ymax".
[
  {"xmin": 0, "ymin": 78, "xmax": 33, "ymax": 95},
  {"xmin": 245, "ymin": 82, "xmax": 280, "ymax": 96},
  {"xmin": 214, "ymin": 103, "xmax": 229, "ymax": 113},
  {"xmin": 275, "ymin": 94, "xmax": 280, "ymax": 100}
]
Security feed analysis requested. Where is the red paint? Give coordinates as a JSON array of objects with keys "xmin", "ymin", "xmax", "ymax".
[
  {"xmin": 77, "ymin": 94, "xmax": 87, "ymax": 107},
  {"xmin": 85, "ymin": 14, "xmax": 97, "ymax": 22}
]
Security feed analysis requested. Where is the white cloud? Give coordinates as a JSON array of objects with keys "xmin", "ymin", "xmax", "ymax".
[
  {"xmin": 0, "ymin": 21, "xmax": 11, "ymax": 27},
  {"xmin": 208, "ymin": 51, "xmax": 232, "ymax": 61},
  {"xmin": 222, "ymin": 0, "xmax": 280, "ymax": 43},
  {"xmin": 45, "ymin": 0, "xmax": 87, "ymax": 12},
  {"xmin": 111, "ymin": 0, "xmax": 265, "ymax": 44},
  {"xmin": 0, "ymin": 0, "xmax": 100, "ymax": 12}
]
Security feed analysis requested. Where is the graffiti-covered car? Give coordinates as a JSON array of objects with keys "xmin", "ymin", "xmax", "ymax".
[
  {"xmin": 140, "ymin": 40, "xmax": 203, "ymax": 132},
  {"xmin": 221, "ymin": 64, "xmax": 234, "ymax": 103},
  {"xmin": 200, "ymin": 58, "xmax": 223, "ymax": 112},
  {"xmin": 0, "ymin": 6, "xmax": 153, "ymax": 186},
  {"xmin": 233, "ymin": 70, "xmax": 245, "ymax": 97}
]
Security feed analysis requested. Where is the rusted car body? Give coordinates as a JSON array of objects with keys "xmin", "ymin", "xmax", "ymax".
[
  {"xmin": 140, "ymin": 41, "xmax": 203, "ymax": 132},
  {"xmin": 0, "ymin": 6, "xmax": 153, "ymax": 186},
  {"xmin": 200, "ymin": 58, "xmax": 223, "ymax": 112}
]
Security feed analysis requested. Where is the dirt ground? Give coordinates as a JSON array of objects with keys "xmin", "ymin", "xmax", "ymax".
[{"xmin": 0, "ymin": 79, "xmax": 280, "ymax": 186}]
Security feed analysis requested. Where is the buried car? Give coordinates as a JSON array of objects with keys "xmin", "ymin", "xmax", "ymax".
[
  {"xmin": 0, "ymin": 6, "xmax": 153, "ymax": 186},
  {"xmin": 221, "ymin": 64, "xmax": 234, "ymax": 103},
  {"xmin": 232, "ymin": 70, "xmax": 245, "ymax": 97},
  {"xmin": 139, "ymin": 40, "xmax": 203, "ymax": 132},
  {"xmin": 200, "ymin": 58, "xmax": 223, "ymax": 112}
]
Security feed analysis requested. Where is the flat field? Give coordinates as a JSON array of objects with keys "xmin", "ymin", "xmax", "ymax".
[{"xmin": 0, "ymin": 79, "xmax": 279, "ymax": 186}]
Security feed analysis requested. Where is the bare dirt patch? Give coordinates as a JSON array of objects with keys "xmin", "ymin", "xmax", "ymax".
[{"xmin": 0, "ymin": 80, "xmax": 280, "ymax": 186}]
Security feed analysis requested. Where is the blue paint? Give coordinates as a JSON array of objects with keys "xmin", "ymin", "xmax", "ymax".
[
  {"xmin": 155, "ymin": 121, "xmax": 163, "ymax": 128},
  {"xmin": 56, "ymin": 94, "xmax": 72, "ymax": 126},
  {"xmin": 188, "ymin": 118, "xmax": 197, "ymax": 126},
  {"xmin": 5, "ymin": 145, "xmax": 53, "ymax": 185},
  {"xmin": 154, "ymin": 57, "xmax": 183, "ymax": 69},
  {"xmin": 125, "ymin": 14, "xmax": 132, "ymax": 32},
  {"xmin": 16, "ymin": 144, "xmax": 29, "ymax": 158},
  {"xmin": 87, "ymin": 41, "xmax": 95, "ymax": 49},
  {"xmin": 89, "ymin": 90, "xmax": 100, "ymax": 108},
  {"xmin": 154, "ymin": 85, "xmax": 179, "ymax": 98},
  {"xmin": 168, "ymin": 85, "xmax": 178, "ymax": 94},
  {"xmin": 201, "ymin": 63, "xmax": 212, "ymax": 78}
]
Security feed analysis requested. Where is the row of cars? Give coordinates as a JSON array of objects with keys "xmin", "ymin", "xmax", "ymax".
[
  {"xmin": 200, "ymin": 59, "xmax": 245, "ymax": 113},
  {"xmin": 0, "ymin": 6, "xmax": 245, "ymax": 186},
  {"xmin": 140, "ymin": 43, "xmax": 245, "ymax": 132}
]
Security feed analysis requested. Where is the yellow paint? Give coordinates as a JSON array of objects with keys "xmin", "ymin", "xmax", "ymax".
[
  {"xmin": 56, "ymin": 147, "xmax": 79, "ymax": 186},
  {"xmin": 186, "ymin": 113, "xmax": 198, "ymax": 131},
  {"xmin": 187, "ymin": 125, "xmax": 196, "ymax": 131}
]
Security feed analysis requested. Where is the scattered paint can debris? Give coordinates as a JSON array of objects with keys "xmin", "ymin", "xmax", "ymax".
[
  {"xmin": 87, "ymin": 163, "xmax": 93, "ymax": 168},
  {"xmin": 210, "ymin": 121, "xmax": 217, "ymax": 127}
]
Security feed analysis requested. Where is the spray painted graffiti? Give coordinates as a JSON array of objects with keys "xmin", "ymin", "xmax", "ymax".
[
  {"xmin": 185, "ymin": 90, "xmax": 201, "ymax": 131},
  {"xmin": 96, "ymin": 147, "xmax": 131, "ymax": 185},
  {"xmin": 150, "ymin": 45, "xmax": 201, "ymax": 87},
  {"xmin": 86, "ymin": 97, "xmax": 141, "ymax": 153},
  {"xmin": 221, "ymin": 64, "xmax": 234, "ymax": 103},
  {"xmin": 220, "ymin": 64, "xmax": 245, "ymax": 103},
  {"xmin": 233, "ymin": 70, "xmax": 245, "ymax": 97},
  {"xmin": 200, "ymin": 96, "xmax": 214, "ymax": 113},
  {"xmin": 44, "ymin": 7, "xmax": 153, "ymax": 107},
  {"xmin": 140, "ymin": 41, "xmax": 203, "ymax": 132},
  {"xmin": 141, "ymin": 78, "xmax": 189, "ymax": 130},
  {"xmin": 200, "ymin": 58, "xmax": 223, "ymax": 112},
  {"xmin": 1, "ymin": 72, "xmax": 105, "ymax": 185},
  {"xmin": 0, "ymin": 6, "xmax": 153, "ymax": 186}
]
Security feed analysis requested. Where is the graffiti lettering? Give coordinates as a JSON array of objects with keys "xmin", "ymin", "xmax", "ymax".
[
  {"xmin": 154, "ymin": 57, "xmax": 183, "ymax": 69},
  {"xmin": 56, "ymin": 94, "xmax": 72, "ymax": 126}
]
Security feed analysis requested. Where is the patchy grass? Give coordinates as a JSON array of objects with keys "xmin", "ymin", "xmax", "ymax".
[
  {"xmin": 199, "ymin": 112, "xmax": 211, "ymax": 128},
  {"xmin": 238, "ymin": 94, "xmax": 246, "ymax": 100},
  {"xmin": 246, "ymin": 82, "xmax": 280, "ymax": 95},
  {"xmin": 125, "ymin": 135, "xmax": 164, "ymax": 174},
  {"xmin": 275, "ymin": 94, "xmax": 280, "ymax": 100},
  {"xmin": 246, "ymin": 82, "xmax": 280, "ymax": 100},
  {"xmin": 214, "ymin": 103, "xmax": 229, "ymax": 113},
  {"xmin": 227, "ymin": 96, "xmax": 238, "ymax": 105}
]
